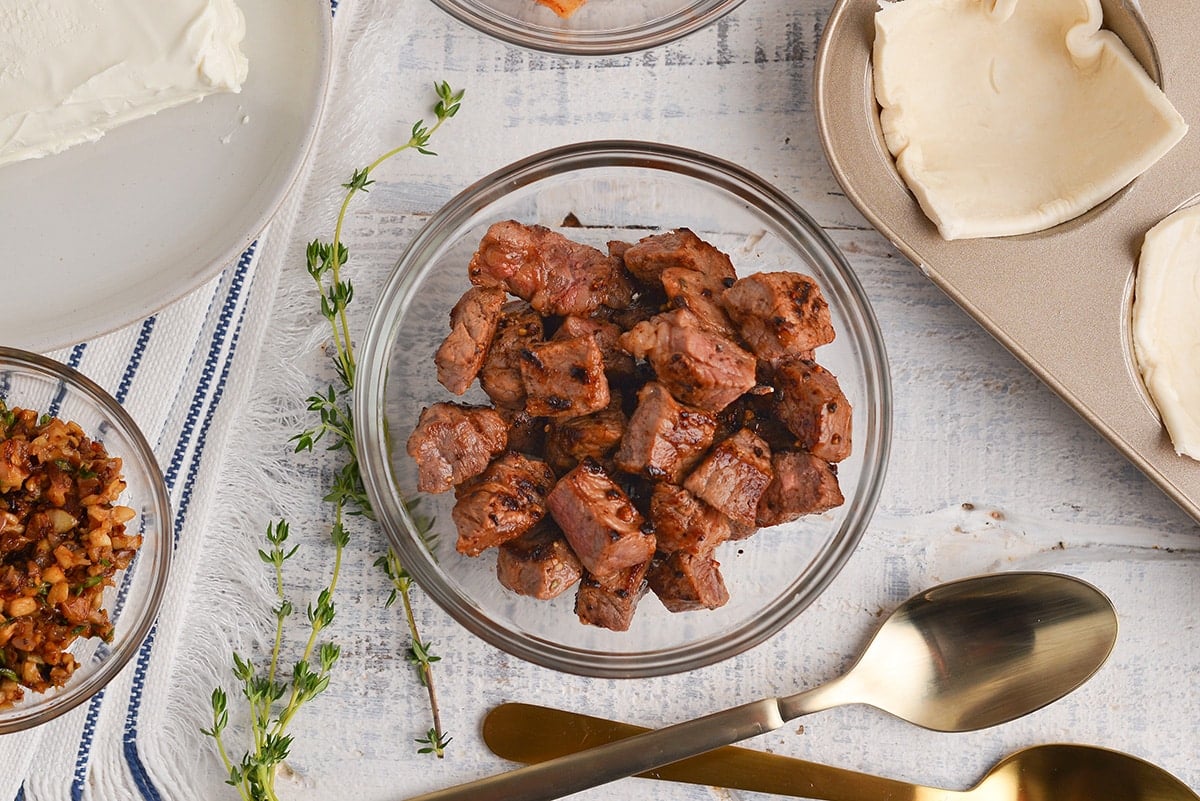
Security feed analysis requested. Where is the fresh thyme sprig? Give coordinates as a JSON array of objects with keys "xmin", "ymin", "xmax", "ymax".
[
  {"xmin": 201, "ymin": 519, "xmax": 344, "ymax": 801},
  {"xmin": 374, "ymin": 498, "xmax": 446, "ymax": 754},
  {"xmin": 375, "ymin": 531, "xmax": 451, "ymax": 759},
  {"xmin": 202, "ymin": 81, "xmax": 464, "ymax": 801}
]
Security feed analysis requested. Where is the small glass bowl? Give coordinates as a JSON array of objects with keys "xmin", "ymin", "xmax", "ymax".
[
  {"xmin": 356, "ymin": 141, "xmax": 891, "ymax": 678},
  {"xmin": 429, "ymin": 0, "xmax": 745, "ymax": 55},
  {"xmin": 0, "ymin": 347, "xmax": 171, "ymax": 731}
]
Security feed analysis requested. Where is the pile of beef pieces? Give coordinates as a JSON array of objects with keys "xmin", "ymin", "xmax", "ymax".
[{"xmin": 406, "ymin": 221, "xmax": 851, "ymax": 631}]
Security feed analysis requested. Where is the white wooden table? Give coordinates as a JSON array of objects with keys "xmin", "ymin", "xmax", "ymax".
[{"xmin": 34, "ymin": 1, "xmax": 1200, "ymax": 798}]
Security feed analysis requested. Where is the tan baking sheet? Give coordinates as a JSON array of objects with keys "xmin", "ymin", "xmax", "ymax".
[{"xmin": 815, "ymin": 0, "xmax": 1200, "ymax": 522}]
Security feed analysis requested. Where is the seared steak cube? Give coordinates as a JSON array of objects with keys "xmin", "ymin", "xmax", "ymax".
[
  {"xmin": 607, "ymin": 240, "xmax": 633, "ymax": 262},
  {"xmin": 554, "ymin": 315, "xmax": 636, "ymax": 383},
  {"xmin": 757, "ymin": 451, "xmax": 844, "ymax": 527},
  {"xmin": 728, "ymin": 520, "xmax": 759, "ymax": 541},
  {"xmin": 553, "ymin": 314, "xmax": 618, "ymax": 344},
  {"xmin": 615, "ymin": 471, "xmax": 656, "ymax": 517},
  {"xmin": 519, "ymin": 335, "xmax": 611, "ymax": 419},
  {"xmin": 547, "ymin": 459, "xmax": 655, "ymax": 581},
  {"xmin": 661, "ymin": 267, "xmax": 735, "ymax": 337},
  {"xmin": 434, "ymin": 287, "xmax": 507, "ymax": 395},
  {"xmin": 575, "ymin": 561, "xmax": 650, "ymax": 631},
  {"xmin": 723, "ymin": 272, "xmax": 835, "ymax": 362},
  {"xmin": 480, "ymin": 301, "xmax": 544, "ymax": 409},
  {"xmin": 604, "ymin": 288, "xmax": 666, "ymax": 332},
  {"xmin": 452, "ymin": 452, "xmax": 555, "ymax": 556},
  {"xmin": 545, "ymin": 405, "xmax": 627, "ymax": 475},
  {"xmin": 773, "ymin": 359, "xmax": 852, "ymax": 462},
  {"xmin": 622, "ymin": 229, "xmax": 737, "ymax": 285},
  {"xmin": 498, "ymin": 407, "xmax": 548, "ymax": 455},
  {"xmin": 497, "ymin": 525, "xmax": 583, "ymax": 600},
  {"xmin": 683, "ymin": 428, "xmax": 773, "ymax": 528},
  {"xmin": 647, "ymin": 552, "xmax": 729, "ymax": 612},
  {"xmin": 468, "ymin": 221, "xmax": 632, "ymax": 316},
  {"xmin": 711, "ymin": 394, "xmax": 752, "ymax": 444},
  {"xmin": 619, "ymin": 309, "xmax": 757, "ymax": 413},
  {"xmin": 649, "ymin": 484, "xmax": 731, "ymax": 556},
  {"xmin": 406, "ymin": 403, "xmax": 508, "ymax": 494},
  {"xmin": 714, "ymin": 389, "xmax": 797, "ymax": 452},
  {"xmin": 740, "ymin": 384, "xmax": 802, "ymax": 452},
  {"xmin": 614, "ymin": 382, "xmax": 717, "ymax": 483}
]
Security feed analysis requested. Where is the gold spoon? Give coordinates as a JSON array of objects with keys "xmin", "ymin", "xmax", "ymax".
[
  {"xmin": 483, "ymin": 702, "xmax": 1199, "ymax": 801},
  {"xmin": 403, "ymin": 572, "xmax": 1117, "ymax": 801}
]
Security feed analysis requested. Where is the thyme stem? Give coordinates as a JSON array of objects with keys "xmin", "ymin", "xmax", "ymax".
[{"xmin": 202, "ymin": 82, "xmax": 464, "ymax": 801}]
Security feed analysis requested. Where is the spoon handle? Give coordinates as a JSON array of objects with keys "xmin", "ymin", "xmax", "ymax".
[
  {"xmin": 482, "ymin": 702, "xmax": 928, "ymax": 801},
  {"xmin": 401, "ymin": 698, "xmax": 791, "ymax": 801}
]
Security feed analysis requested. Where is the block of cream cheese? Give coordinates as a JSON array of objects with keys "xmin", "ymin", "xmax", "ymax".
[
  {"xmin": 1133, "ymin": 205, "xmax": 1200, "ymax": 461},
  {"xmin": 0, "ymin": 0, "xmax": 249, "ymax": 169},
  {"xmin": 873, "ymin": 0, "xmax": 1188, "ymax": 240}
]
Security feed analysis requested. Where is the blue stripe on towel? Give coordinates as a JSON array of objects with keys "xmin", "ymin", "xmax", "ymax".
[
  {"xmin": 115, "ymin": 318, "xmax": 157, "ymax": 406},
  {"xmin": 172, "ymin": 251, "xmax": 255, "ymax": 535},
  {"xmin": 70, "ymin": 317, "xmax": 160, "ymax": 801},
  {"xmin": 47, "ymin": 343, "xmax": 87, "ymax": 419},
  {"xmin": 121, "ymin": 246, "xmax": 254, "ymax": 800},
  {"xmin": 70, "ymin": 687, "xmax": 107, "ymax": 801}
]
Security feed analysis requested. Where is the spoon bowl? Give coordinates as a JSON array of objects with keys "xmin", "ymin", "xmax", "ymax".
[
  {"xmin": 482, "ymin": 705, "xmax": 1198, "ymax": 801},
  {"xmin": 794, "ymin": 571, "xmax": 1119, "ymax": 731},
  {"xmin": 404, "ymin": 571, "xmax": 1118, "ymax": 801},
  {"xmin": 973, "ymin": 744, "xmax": 1197, "ymax": 801}
]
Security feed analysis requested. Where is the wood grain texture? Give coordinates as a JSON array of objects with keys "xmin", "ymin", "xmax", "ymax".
[{"xmin": 121, "ymin": 0, "xmax": 1200, "ymax": 799}]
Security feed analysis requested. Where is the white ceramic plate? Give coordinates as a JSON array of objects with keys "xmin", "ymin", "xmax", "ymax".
[{"xmin": 0, "ymin": 0, "xmax": 332, "ymax": 352}]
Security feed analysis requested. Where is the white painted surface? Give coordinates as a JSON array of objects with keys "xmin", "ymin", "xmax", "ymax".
[
  {"xmin": 20, "ymin": 0, "xmax": 1200, "ymax": 798},
  {"xmin": 236, "ymin": 1, "xmax": 1200, "ymax": 797}
]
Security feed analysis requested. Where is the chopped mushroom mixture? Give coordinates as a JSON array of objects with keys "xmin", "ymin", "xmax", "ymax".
[{"xmin": 0, "ymin": 402, "xmax": 141, "ymax": 707}]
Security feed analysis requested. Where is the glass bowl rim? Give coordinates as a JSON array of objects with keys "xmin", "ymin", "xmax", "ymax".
[
  {"xmin": 0, "ymin": 346, "xmax": 172, "ymax": 730},
  {"xmin": 355, "ymin": 139, "xmax": 893, "ymax": 678},
  {"xmin": 428, "ymin": 0, "xmax": 748, "ymax": 56}
]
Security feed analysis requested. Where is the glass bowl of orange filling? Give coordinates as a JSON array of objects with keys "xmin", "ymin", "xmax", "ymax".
[
  {"xmin": 429, "ymin": 0, "xmax": 745, "ymax": 55},
  {"xmin": 0, "ymin": 347, "xmax": 170, "ymax": 731}
]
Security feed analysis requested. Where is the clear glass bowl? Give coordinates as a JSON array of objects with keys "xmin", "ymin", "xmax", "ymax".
[
  {"xmin": 0, "ymin": 347, "xmax": 171, "ymax": 731},
  {"xmin": 356, "ymin": 141, "xmax": 891, "ymax": 678},
  {"xmin": 429, "ymin": 0, "xmax": 745, "ymax": 55}
]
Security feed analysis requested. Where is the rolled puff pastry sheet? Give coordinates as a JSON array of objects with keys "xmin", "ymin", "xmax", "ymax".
[
  {"xmin": 1133, "ymin": 205, "xmax": 1200, "ymax": 461},
  {"xmin": 873, "ymin": 0, "xmax": 1188, "ymax": 240}
]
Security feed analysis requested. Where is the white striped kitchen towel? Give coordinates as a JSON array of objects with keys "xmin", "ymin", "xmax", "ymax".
[
  {"xmin": 8, "ymin": 245, "xmax": 270, "ymax": 801},
  {"xmin": 2, "ymin": 0, "xmax": 343, "ymax": 796}
]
